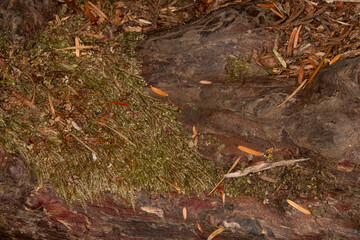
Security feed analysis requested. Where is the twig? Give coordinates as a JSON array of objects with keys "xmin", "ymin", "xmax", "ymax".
[
  {"xmin": 12, "ymin": 91, "xmax": 35, "ymax": 108},
  {"xmin": 208, "ymin": 157, "xmax": 241, "ymax": 195},
  {"xmin": 224, "ymin": 158, "xmax": 309, "ymax": 178}
]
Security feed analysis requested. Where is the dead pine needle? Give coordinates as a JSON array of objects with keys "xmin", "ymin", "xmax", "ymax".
[{"xmin": 277, "ymin": 45, "xmax": 333, "ymax": 108}]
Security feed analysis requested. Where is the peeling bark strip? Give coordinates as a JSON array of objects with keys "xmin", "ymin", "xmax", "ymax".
[
  {"xmin": 0, "ymin": 152, "xmax": 359, "ymax": 239},
  {"xmin": 137, "ymin": 3, "xmax": 360, "ymax": 164}
]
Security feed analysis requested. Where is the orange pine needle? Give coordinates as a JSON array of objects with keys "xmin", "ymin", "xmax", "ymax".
[
  {"xmin": 257, "ymin": 3, "xmax": 276, "ymax": 7},
  {"xmin": 286, "ymin": 199, "xmax": 311, "ymax": 215},
  {"xmin": 270, "ymin": 7, "xmax": 284, "ymax": 18},
  {"xmin": 293, "ymin": 25, "xmax": 302, "ymax": 49},
  {"xmin": 238, "ymin": 145, "xmax": 263, "ymax": 156},
  {"xmin": 287, "ymin": 27, "xmax": 298, "ymax": 57},
  {"xmin": 329, "ymin": 54, "xmax": 342, "ymax": 65},
  {"xmin": 196, "ymin": 221, "xmax": 204, "ymax": 233},
  {"xmin": 192, "ymin": 125, "xmax": 197, "ymax": 138},
  {"xmin": 298, "ymin": 65, "xmax": 305, "ymax": 84},
  {"xmin": 207, "ymin": 227, "xmax": 225, "ymax": 240},
  {"xmin": 104, "ymin": 101, "xmax": 130, "ymax": 107},
  {"xmin": 94, "ymin": 112, "xmax": 114, "ymax": 123},
  {"xmin": 307, "ymin": 57, "xmax": 317, "ymax": 69},
  {"xmin": 199, "ymin": 80, "xmax": 213, "ymax": 85},
  {"xmin": 150, "ymin": 85, "xmax": 169, "ymax": 96},
  {"xmin": 182, "ymin": 207, "xmax": 187, "ymax": 221},
  {"xmin": 168, "ymin": 99, "xmax": 182, "ymax": 109}
]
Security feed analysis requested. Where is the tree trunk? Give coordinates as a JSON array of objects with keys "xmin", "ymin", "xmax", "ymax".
[{"xmin": 1, "ymin": 1, "xmax": 359, "ymax": 239}]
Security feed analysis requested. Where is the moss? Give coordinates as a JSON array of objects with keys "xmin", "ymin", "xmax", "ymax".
[
  {"xmin": 0, "ymin": 7, "xmax": 218, "ymax": 205},
  {"xmin": 225, "ymin": 54, "xmax": 269, "ymax": 82}
]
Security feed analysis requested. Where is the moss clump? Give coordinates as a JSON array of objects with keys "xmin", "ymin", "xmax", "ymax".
[
  {"xmin": 225, "ymin": 54, "xmax": 269, "ymax": 82},
  {"xmin": 0, "ymin": 9, "xmax": 217, "ymax": 204}
]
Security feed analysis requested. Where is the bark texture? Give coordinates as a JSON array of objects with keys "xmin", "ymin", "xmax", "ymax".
[
  {"xmin": 0, "ymin": 0, "xmax": 60, "ymax": 48},
  {"xmin": 0, "ymin": 2, "xmax": 359, "ymax": 239}
]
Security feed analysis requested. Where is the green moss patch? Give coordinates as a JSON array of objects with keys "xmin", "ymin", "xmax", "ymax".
[{"xmin": 0, "ymin": 12, "xmax": 216, "ymax": 204}]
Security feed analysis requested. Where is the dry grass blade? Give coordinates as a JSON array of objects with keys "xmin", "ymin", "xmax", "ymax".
[
  {"xmin": 47, "ymin": 91, "xmax": 56, "ymax": 118},
  {"xmin": 54, "ymin": 45, "xmax": 97, "ymax": 51},
  {"xmin": 286, "ymin": 199, "xmax": 311, "ymax": 215}
]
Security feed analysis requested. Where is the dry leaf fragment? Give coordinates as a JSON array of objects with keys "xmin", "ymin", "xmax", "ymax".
[
  {"xmin": 286, "ymin": 199, "xmax": 311, "ymax": 215},
  {"xmin": 75, "ymin": 37, "xmax": 80, "ymax": 57},
  {"xmin": 85, "ymin": 1, "xmax": 108, "ymax": 24},
  {"xmin": 123, "ymin": 26, "xmax": 142, "ymax": 32},
  {"xmin": 56, "ymin": 14, "xmax": 61, "ymax": 25},
  {"xmin": 61, "ymin": 16, "xmax": 71, "ymax": 22},
  {"xmin": 207, "ymin": 227, "xmax": 224, "ymax": 240},
  {"xmin": 273, "ymin": 48, "xmax": 287, "ymax": 68},
  {"xmin": 330, "ymin": 54, "xmax": 342, "ymax": 65},
  {"xmin": 196, "ymin": 221, "xmax": 204, "ymax": 233},
  {"xmin": 199, "ymin": 80, "xmax": 213, "ymax": 85},
  {"xmin": 258, "ymin": 175, "xmax": 277, "ymax": 183},
  {"xmin": 138, "ymin": 19, "xmax": 152, "ymax": 25},
  {"xmin": 140, "ymin": 206, "xmax": 164, "ymax": 218},
  {"xmin": 238, "ymin": 145, "xmax": 263, "ymax": 156},
  {"xmin": 182, "ymin": 207, "xmax": 187, "ymax": 221},
  {"xmin": 150, "ymin": 85, "xmax": 169, "ymax": 96}
]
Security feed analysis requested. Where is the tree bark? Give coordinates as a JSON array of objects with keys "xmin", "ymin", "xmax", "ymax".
[{"xmin": 0, "ymin": 1, "xmax": 359, "ymax": 239}]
